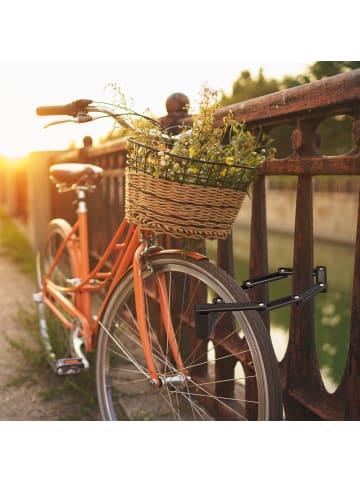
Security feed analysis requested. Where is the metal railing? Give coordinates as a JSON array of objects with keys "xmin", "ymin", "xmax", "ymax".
[{"xmin": 214, "ymin": 69, "xmax": 360, "ymax": 420}]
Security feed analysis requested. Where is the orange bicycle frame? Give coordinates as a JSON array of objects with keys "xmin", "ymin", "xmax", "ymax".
[{"xmin": 42, "ymin": 203, "xmax": 202, "ymax": 380}]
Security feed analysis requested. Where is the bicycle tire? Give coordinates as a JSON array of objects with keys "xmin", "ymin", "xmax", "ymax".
[
  {"xmin": 96, "ymin": 253, "xmax": 282, "ymax": 420},
  {"xmin": 36, "ymin": 219, "xmax": 80, "ymax": 367}
]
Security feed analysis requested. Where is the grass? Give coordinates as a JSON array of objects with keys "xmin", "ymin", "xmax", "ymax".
[
  {"xmin": 0, "ymin": 208, "xmax": 100, "ymax": 420},
  {"xmin": 11, "ymin": 315, "xmax": 99, "ymax": 420},
  {"xmin": 0, "ymin": 207, "xmax": 36, "ymax": 278}
]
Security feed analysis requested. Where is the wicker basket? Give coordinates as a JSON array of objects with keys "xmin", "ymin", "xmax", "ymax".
[{"xmin": 125, "ymin": 139, "xmax": 251, "ymax": 240}]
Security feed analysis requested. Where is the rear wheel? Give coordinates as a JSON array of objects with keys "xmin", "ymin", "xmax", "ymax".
[
  {"xmin": 96, "ymin": 253, "xmax": 282, "ymax": 420},
  {"xmin": 36, "ymin": 219, "xmax": 80, "ymax": 369}
]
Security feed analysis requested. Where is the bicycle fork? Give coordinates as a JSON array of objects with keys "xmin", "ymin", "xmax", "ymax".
[{"xmin": 132, "ymin": 242, "xmax": 189, "ymax": 388}]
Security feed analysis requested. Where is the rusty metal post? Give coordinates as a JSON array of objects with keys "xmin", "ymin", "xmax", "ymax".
[
  {"xmin": 284, "ymin": 173, "xmax": 326, "ymax": 419},
  {"xmin": 338, "ymin": 132, "xmax": 360, "ymax": 419},
  {"xmin": 248, "ymin": 176, "xmax": 270, "ymax": 330}
]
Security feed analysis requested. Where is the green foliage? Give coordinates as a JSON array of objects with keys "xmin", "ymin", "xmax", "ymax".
[
  {"xmin": 222, "ymin": 61, "xmax": 360, "ymax": 107},
  {"xmin": 318, "ymin": 115, "xmax": 354, "ymax": 155},
  {"xmin": 309, "ymin": 61, "xmax": 360, "ymax": 80},
  {"xmin": 6, "ymin": 305, "xmax": 98, "ymax": 420},
  {"xmin": 221, "ymin": 68, "xmax": 280, "ymax": 105},
  {"xmin": 0, "ymin": 207, "xmax": 36, "ymax": 278},
  {"xmin": 221, "ymin": 61, "xmax": 359, "ymax": 159}
]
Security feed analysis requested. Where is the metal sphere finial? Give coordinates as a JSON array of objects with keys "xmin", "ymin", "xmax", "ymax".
[{"xmin": 165, "ymin": 93, "xmax": 190, "ymax": 114}]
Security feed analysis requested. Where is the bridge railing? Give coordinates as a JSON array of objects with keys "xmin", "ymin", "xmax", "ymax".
[{"xmin": 213, "ymin": 69, "xmax": 360, "ymax": 420}]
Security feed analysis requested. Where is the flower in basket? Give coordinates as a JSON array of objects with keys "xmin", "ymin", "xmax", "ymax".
[
  {"xmin": 124, "ymin": 84, "xmax": 276, "ymax": 240},
  {"xmin": 126, "ymin": 85, "xmax": 276, "ymax": 194}
]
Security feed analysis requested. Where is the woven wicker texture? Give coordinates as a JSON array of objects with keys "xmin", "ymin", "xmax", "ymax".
[{"xmin": 125, "ymin": 171, "xmax": 245, "ymax": 240}]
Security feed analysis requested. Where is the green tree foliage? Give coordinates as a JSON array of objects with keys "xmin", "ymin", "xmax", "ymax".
[
  {"xmin": 309, "ymin": 61, "xmax": 360, "ymax": 79},
  {"xmin": 307, "ymin": 62, "xmax": 359, "ymax": 156},
  {"xmin": 222, "ymin": 61, "xmax": 360, "ymax": 105},
  {"xmin": 221, "ymin": 68, "xmax": 279, "ymax": 105},
  {"xmin": 221, "ymin": 61, "xmax": 359, "ymax": 158}
]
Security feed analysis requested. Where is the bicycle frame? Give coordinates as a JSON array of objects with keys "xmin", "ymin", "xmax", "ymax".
[
  {"xmin": 40, "ymin": 189, "xmax": 202, "ymax": 383},
  {"xmin": 35, "ymin": 98, "xmax": 224, "ymax": 386}
]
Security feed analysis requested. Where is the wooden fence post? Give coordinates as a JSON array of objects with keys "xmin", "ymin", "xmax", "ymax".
[{"xmin": 26, "ymin": 151, "xmax": 54, "ymax": 250}]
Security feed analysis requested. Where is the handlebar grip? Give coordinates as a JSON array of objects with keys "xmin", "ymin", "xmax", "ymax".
[
  {"xmin": 36, "ymin": 104, "xmax": 74, "ymax": 116},
  {"xmin": 36, "ymin": 99, "xmax": 93, "ymax": 117}
]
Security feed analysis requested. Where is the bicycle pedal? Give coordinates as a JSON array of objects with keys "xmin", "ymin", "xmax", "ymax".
[{"xmin": 55, "ymin": 358, "xmax": 85, "ymax": 376}]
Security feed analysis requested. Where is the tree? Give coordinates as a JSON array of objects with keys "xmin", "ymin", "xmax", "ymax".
[
  {"xmin": 309, "ymin": 61, "xmax": 360, "ymax": 80},
  {"xmin": 221, "ymin": 68, "xmax": 280, "ymax": 105},
  {"xmin": 221, "ymin": 62, "xmax": 359, "ymax": 157}
]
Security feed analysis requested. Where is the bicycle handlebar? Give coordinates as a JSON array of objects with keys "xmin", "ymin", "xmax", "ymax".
[
  {"xmin": 36, "ymin": 99, "xmax": 93, "ymax": 117},
  {"xmin": 35, "ymin": 98, "xmax": 151, "ymax": 131}
]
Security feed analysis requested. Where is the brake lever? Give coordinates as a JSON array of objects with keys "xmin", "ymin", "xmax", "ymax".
[
  {"xmin": 44, "ymin": 119, "xmax": 77, "ymax": 128},
  {"xmin": 44, "ymin": 114, "xmax": 93, "ymax": 129}
]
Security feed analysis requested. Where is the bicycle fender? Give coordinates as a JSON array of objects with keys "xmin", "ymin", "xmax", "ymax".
[{"xmin": 146, "ymin": 248, "xmax": 208, "ymax": 261}]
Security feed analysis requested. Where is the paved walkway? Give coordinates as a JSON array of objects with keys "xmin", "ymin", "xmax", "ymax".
[{"xmin": 0, "ymin": 252, "xmax": 98, "ymax": 420}]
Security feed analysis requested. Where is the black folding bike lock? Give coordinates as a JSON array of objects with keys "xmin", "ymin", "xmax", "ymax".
[{"xmin": 195, "ymin": 266, "xmax": 328, "ymax": 339}]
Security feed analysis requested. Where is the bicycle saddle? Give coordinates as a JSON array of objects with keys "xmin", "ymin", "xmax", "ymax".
[{"xmin": 50, "ymin": 163, "xmax": 104, "ymax": 186}]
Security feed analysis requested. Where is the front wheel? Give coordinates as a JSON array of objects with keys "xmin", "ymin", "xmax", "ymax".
[{"xmin": 96, "ymin": 253, "xmax": 282, "ymax": 420}]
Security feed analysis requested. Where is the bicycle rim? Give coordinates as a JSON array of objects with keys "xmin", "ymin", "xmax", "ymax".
[{"xmin": 96, "ymin": 254, "xmax": 282, "ymax": 420}]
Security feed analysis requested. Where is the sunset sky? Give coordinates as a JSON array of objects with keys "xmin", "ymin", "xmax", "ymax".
[{"xmin": 0, "ymin": 60, "xmax": 312, "ymax": 158}]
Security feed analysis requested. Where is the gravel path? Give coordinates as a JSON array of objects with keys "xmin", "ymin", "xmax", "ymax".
[
  {"xmin": 0, "ymin": 253, "xmax": 100, "ymax": 420},
  {"xmin": 0, "ymin": 254, "xmax": 57, "ymax": 419}
]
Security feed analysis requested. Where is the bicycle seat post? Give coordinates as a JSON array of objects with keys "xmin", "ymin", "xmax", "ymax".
[{"xmin": 76, "ymin": 186, "xmax": 91, "ymax": 321}]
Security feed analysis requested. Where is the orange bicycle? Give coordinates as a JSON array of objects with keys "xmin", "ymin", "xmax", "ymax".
[{"xmin": 34, "ymin": 99, "xmax": 283, "ymax": 420}]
